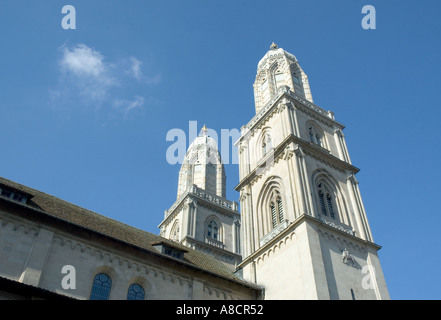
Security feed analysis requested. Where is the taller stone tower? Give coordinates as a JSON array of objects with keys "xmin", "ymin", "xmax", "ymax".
[
  {"xmin": 235, "ymin": 44, "xmax": 390, "ymax": 299},
  {"xmin": 159, "ymin": 126, "xmax": 242, "ymax": 270}
]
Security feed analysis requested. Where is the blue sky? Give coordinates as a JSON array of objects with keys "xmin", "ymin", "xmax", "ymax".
[{"xmin": 1, "ymin": 0, "xmax": 440, "ymax": 300}]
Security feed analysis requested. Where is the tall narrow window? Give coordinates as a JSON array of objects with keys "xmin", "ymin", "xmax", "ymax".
[
  {"xmin": 318, "ymin": 189, "xmax": 327, "ymax": 216},
  {"xmin": 89, "ymin": 273, "xmax": 112, "ymax": 300},
  {"xmin": 170, "ymin": 221, "xmax": 180, "ymax": 242},
  {"xmin": 234, "ymin": 220, "xmax": 241, "ymax": 254},
  {"xmin": 127, "ymin": 283, "xmax": 145, "ymax": 300},
  {"xmin": 261, "ymin": 79, "xmax": 269, "ymax": 104},
  {"xmin": 269, "ymin": 191, "xmax": 284, "ymax": 229},
  {"xmin": 207, "ymin": 222, "xmax": 213, "ymax": 238},
  {"xmin": 318, "ymin": 183, "xmax": 336, "ymax": 219},
  {"xmin": 262, "ymin": 134, "xmax": 272, "ymax": 157},
  {"xmin": 327, "ymin": 194, "xmax": 335, "ymax": 219},
  {"xmin": 277, "ymin": 197, "xmax": 284, "ymax": 222},
  {"xmin": 207, "ymin": 220, "xmax": 219, "ymax": 240},
  {"xmin": 270, "ymin": 202, "xmax": 277, "ymax": 228},
  {"xmin": 275, "ymin": 73, "xmax": 284, "ymax": 83},
  {"xmin": 309, "ymin": 127, "xmax": 315, "ymax": 143},
  {"xmin": 293, "ymin": 74, "xmax": 300, "ymax": 84},
  {"xmin": 213, "ymin": 224, "xmax": 218, "ymax": 240},
  {"xmin": 316, "ymin": 134, "xmax": 322, "ymax": 146},
  {"xmin": 308, "ymin": 126, "xmax": 323, "ymax": 147},
  {"xmin": 275, "ymin": 72, "xmax": 284, "ymax": 88}
]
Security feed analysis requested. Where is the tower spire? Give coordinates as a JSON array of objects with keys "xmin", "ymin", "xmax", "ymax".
[
  {"xmin": 253, "ymin": 44, "xmax": 314, "ymax": 114},
  {"xmin": 201, "ymin": 124, "xmax": 208, "ymax": 136},
  {"xmin": 270, "ymin": 42, "xmax": 278, "ymax": 49}
]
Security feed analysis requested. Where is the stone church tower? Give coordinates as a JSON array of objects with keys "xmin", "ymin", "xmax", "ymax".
[
  {"xmin": 235, "ymin": 43, "xmax": 390, "ymax": 299},
  {"xmin": 159, "ymin": 126, "xmax": 242, "ymax": 270}
]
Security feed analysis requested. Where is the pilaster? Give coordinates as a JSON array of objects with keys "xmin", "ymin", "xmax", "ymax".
[{"xmin": 19, "ymin": 227, "xmax": 54, "ymax": 286}]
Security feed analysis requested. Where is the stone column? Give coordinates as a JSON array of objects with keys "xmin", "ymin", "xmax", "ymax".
[
  {"xmin": 334, "ymin": 128, "xmax": 351, "ymax": 164},
  {"xmin": 346, "ymin": 173, "xmax": 373, "ymax": 241},
  {"xmin": 293, "ymin": 144, "xmax": 313, "ymax": 217}
]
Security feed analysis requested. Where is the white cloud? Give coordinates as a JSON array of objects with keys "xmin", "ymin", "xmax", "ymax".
[
  {"xmin": 113, "ymin": 96, "xmax": 145, "ymax": 116},
  {"xmin": 126, "ymin": 56, "xmax": 161, "ymax": 85},
  {"xmin": 127, "ymin": 56, "xmax": 143, "ymax": 81},
  {"xmin": 51, "ymin": 43, "xmax": 160, "ymax": 118},
  {"xmin": 60, "ymin": 44, "xmax": 107, "ymax": 78},
  {"xmin": 58, "ymin": 44, "xmax": 117, "ymax": 104}
]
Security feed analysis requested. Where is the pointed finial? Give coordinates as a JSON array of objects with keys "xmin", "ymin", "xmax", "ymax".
[
  {"xmin": 270, "ymin": 42, "xmax": 278, "ymax": 50},
  {"xmin": 201, "ymin": 124, "xmax": 208, "ymax": 136}
]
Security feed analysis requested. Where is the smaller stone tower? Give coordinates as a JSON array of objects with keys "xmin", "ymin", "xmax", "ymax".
[{"xmin": 159, "ymin": 126, "xmax": 242, "ymax": 270}]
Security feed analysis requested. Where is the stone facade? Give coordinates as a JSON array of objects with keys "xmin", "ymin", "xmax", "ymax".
[{"xmin": 0, "ymin": 180, "xmax": 261, "ymax": 300}]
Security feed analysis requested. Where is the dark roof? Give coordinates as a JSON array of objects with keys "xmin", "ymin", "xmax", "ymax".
[
  {"xmin": 0, "ymin": 176, "xmax": 258, "ymax": 290},
  {"xmin": 0, "ymin": 275, "xmax": 76, "ymax": 300}
]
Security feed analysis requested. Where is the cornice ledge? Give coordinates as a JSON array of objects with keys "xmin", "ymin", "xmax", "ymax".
[
  {"xmin": 237, "ymin": 214, "xmax": 307, "ymax": 269},
  {"xmin": 237, "ymin": 90, "xmax": 345, "ymax": 145},
  {"xmin": 237, "ymin": 214, "xmax": 382, "ymax": 270},
  {"xmin": 235, "ymin": 134, "xmax": 359, "ymax": 191}
]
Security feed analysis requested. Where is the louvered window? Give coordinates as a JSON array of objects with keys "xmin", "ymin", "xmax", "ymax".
[
  {"xmin": 318, "ymin": 183, "xmax": 336, "ymax": 219},
  {"xmin": 277, "ymin": 198, "xmax": 284, "ymax": 222},
  {"xmin": 319, "ymin": 190, "xmax": 327, "ymax": 216},
  {"xmin": 327, "ymin": 195, "xmax": 335, "ymax": 219},
  {"xmin": 208, "ymin": 220, "xmax": 219, "ymax": 240},
  {"xmin": 271, "ymin": 202, "xmax": 277, "ymax": 228},
  {"xmin": 269, "ymin": 192, "xmax": 284, "ymax": 229}
]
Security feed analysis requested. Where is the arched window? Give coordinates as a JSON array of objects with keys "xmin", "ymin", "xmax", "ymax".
[
  {"xmin": 262, "ymin": 134, "xmax": 272, "ymax": 157},
  {"xmin": 89, "ymin": 273, "xmax": 112, "ymax": 300},
  {"xmin": 270, "ymin": 191, "xmax": 284, "ymax": 229},
  {"xmin": 292, "ymin": 72, "xmax": 300, "ymax": 84},
  {"xmin": 275, "ymin": 71, "xmax": 284, "ymax": 89},
  {"xmin": 207, "ymin": 220, "xmax": 219, "ymax": 241},
  {"xmin": 170, "ymin": 220, "xmax": 180, "ymax": 242},
  {"xmin": 318, "ymin": 183, "xmax": 335, "ymax": 219},
  {"xmin": 261, "ymin": 79, "xmax": 270, "ymax": 104},
  {"xmin": 308, "ymin": 126, "xmax": 322, "ymax": 147},
  {"xmin": 127, "ymin": 283, "xmax": 145, "ymax": 300}
]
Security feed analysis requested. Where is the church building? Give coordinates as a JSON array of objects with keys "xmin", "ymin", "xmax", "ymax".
[{"xmin": 0, "ymin": 44, "xmax": 389, "ymax": 300}]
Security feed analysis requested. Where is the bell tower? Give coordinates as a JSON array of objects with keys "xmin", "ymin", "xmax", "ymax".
[
  {"xmin": 160, "ymin": 126, "xmax": 241, "ymax": 270},
  {"xmin": 235, "ymin": 44, "xmax": 390, "ymax": 299}
]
